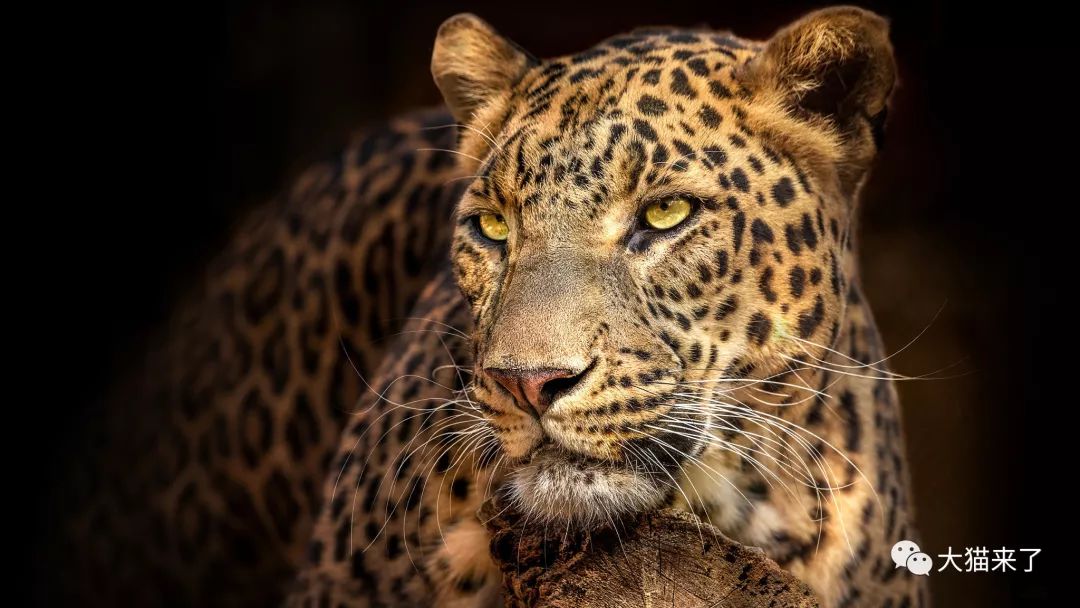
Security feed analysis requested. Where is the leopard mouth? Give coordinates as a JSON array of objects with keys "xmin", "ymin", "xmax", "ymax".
[
  {"xmin": 503, "ymin": 443, "xmax": 671, "ymax": 527},
  {"xmin": 527, "ymin": 441, "xmax": 621, "ymax": 471}
]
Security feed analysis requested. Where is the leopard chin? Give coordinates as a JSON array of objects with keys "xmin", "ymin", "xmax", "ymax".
[{"xmin": 504, "ymin": 444, "xmax": 670, "ymax": 527}]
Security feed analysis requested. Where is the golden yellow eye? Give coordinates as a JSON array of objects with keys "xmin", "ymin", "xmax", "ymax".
[
  {"xmin": 643, "ymin": 197, "xmax": 692, "ymax": 230},
  {"xmin": 477, "ymin": 213, "xmax": 509, "ymax": 242}
]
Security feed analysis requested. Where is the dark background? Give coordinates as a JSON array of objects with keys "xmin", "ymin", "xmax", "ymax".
[{"xmin": 33, "ymin": 0, "xmax": 1067, "ymax": 605}]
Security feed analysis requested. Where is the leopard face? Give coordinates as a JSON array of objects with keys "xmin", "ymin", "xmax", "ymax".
[{"xmin": 435, "ymin": 8, "xmax": 894, "ymax": 526}]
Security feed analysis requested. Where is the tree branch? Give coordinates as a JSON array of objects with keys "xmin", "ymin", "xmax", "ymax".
[{"xmin": 481, "ymin": 497, "xmax": 820, "ymax": 607}]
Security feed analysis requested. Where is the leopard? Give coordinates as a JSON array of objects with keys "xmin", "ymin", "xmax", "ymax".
[{"xmin": 46, "ymin": 6, "xmax": 927, "ymax": 608}]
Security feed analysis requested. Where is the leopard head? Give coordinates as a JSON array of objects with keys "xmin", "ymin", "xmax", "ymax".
[{"xmin": 432, "ymin": 6, "xmax": 895, "ymax": 526}]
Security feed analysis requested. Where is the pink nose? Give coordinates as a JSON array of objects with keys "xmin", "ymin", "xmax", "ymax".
[{"xmin": 483, "ymin": 366, "xmax": 585, "ymax": 417}]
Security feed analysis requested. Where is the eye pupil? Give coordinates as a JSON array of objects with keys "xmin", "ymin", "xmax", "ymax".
[
  {"xmin": 476, "ymin": 213, "xmax": 509, "ymax": 242},
  {"xmin": 643, "ymin": 197, "xmax": 692, "ymax": 231}
]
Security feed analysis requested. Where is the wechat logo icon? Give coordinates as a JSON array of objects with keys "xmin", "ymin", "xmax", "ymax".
[{"xmin": 891, "ymin": 540, "xmax": 933, "ymax": 576}]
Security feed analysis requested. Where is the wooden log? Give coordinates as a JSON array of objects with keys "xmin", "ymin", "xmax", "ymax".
[{"xmin": 480, "ymin": 497, "xmax": 820, "ymax": 607}]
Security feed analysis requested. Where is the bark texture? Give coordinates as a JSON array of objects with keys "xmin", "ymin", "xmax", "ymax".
[{"xmin": 481, "ymin": 498, "xmax": 821, "ymax": 608}]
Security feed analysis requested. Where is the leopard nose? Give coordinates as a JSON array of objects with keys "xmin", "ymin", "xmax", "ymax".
[{"xmin": 484, "ymin": 365, "xmax": 590, "ymax": 418}]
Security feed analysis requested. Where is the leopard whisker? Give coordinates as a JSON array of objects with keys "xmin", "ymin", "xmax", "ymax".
[
  {"xmin": 602, "ymin": 507, "xmax": 633, "ymax": 571},
  {"xmin": 664, "ymin": 399, "xmax": 856, "ymax": 501},
  {"xmin": 419, "ymin": 122, "xmax": 506, "ymax": 155},
  {"xmin": 669, "ymin": 397, "xmax": 870, "ymax": 556},
  {"xmin": 338, "ymin": 334, "xmax": 467, "ymax": 418},
  {"xmin": 623, "ymin": 439, "xmax": 710, "ymax": 543},
  {"xmin": 661, "ymin": 375, "xmax": 829, "ymax": 402},
  {"xmin": 442, "ymin": 174, "xmax": 492, "ymax": 186},
  {"xmin": 358, "ymin": 409, "xmax": 473, "ymax": 530},
  {"xmin": 659, "ymin": 415, "xmax": 847, "ymax": 497},
  {"xmin": 351, "ymin": 404, "xmax": 455, "ymax": 554},
  {"xmin": 798, "ymin": 301, "xmax": 946, "ymax": 371},
  {"xmin": 626, "ymin": 432, "xmax": 726, "ymax": 548},
  {"xmin": 333, "ymin": 396, "xmax": 466, "ymax": 506},
  {"xmin": 421, "ymin": 423, "xmax": 496, "ymax": 554},
  {"xmin": 367, "ymin": 413, "xmax": 487, "ymax": 554},
  {"xmin": 781, "ymin": 351, "xmax": 963, "ymax": 383},
  {"xmin": 415, "ymin": 147, "xmax": 491, "ymax": 168},
  {"xmin": 391, "ymin": 316, "xmax": 470, "ymax": 339},
  {"xmin": 782, "ymin": 326, "xmax": 968, "ymax": 383},
  {"xmin": 431, "ymin": 364, "xmax": 474, "ymax": 376},
  {"xmin": 433, "ymin": 331, "xmax": 481, "ymax": 417},
  {"xmin": 383, "ymin": 328, "xmax": 469, "ymax": 345},
  {"xmin": 402, "ymin": 419, "xmax": 495, "ymax": 570},
  {"xmin": 698, "ymin": 410, "xmax": 838, "ymax": 552},
  {"xmin": 655, "ymin": 417, "xmax": 803, "ymax": 499},
  {"xmin": 640, "ymin": 383, "xmax": 830, "ymax": 493},
  {"xmin": 636, "ymin": 425, "xmax": 756, "ymax": 511}
]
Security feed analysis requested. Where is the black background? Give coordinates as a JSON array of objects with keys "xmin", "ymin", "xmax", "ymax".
[{"xmin": 29, "ymin": 1, "xmax": 1068, "ymax": 605}]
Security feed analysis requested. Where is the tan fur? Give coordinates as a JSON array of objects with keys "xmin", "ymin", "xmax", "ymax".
[{"xmin": 432, "ymin": 14, "xmax": 535, "ymax": 125}]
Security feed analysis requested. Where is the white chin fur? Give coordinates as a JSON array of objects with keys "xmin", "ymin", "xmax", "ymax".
[{"xmin": 505, "ymin": 448, "xmax": 667, "ymax": 527}]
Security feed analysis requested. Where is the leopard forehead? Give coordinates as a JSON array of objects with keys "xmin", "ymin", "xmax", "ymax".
[{"xmin": 449, "ymin": 28, "xmax": 855, "ymax": 254}]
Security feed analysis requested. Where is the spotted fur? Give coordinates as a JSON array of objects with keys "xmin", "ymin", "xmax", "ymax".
[
  {"xmin": 50, "ymin": 112, "xmax": 466, "ymax": 606},
  {"xmin": 54, "ymin": 7, "xmax": 926, "ymax": 608}
]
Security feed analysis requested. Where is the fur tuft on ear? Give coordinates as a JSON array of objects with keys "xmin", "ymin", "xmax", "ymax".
[
  {"xmin": 431, "ymin": 14, "xmax": 536, "ymax": 126},
  {"xmin": 742, "ymin": 6, "xmax": 896, "ymax": 143}
]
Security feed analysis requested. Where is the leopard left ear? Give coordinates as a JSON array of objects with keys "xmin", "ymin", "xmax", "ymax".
[
  {"xmin": 431, "ymin": 14, "xmax": 537, "ymax": 126},
  {"xmin": 741, "ymin": 6, "xmax": 896, "ymax": 147}
]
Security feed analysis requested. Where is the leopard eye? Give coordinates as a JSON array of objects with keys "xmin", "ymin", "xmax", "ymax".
[
  {"xmin": 643, "ymin": 197, "xmax": 692, "ymax": 230},
  {"xmin": 476, "ymin": 213, "xmax": 509, "ymax": 242}
]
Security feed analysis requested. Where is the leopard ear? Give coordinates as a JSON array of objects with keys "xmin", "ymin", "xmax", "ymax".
[
  {"xmin": 742, "ymin": 6, "xmax": 896, "ymax": 145},
  {"xmin": 432, "ymin": 14, "xmax": 536, "ymax": 125}
]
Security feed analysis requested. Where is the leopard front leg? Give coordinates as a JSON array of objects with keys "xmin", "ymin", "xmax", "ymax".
[{"xmin": 285, "ymin": 270, "xmax": 502, "ymax": 608}]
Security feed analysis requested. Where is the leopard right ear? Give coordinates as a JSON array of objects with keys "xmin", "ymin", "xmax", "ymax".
[
  {"xmin": 431, "ymin": 14, "xmax": 537, "ymax": 125},
  {"xmin": 740, "ymin": 7, "xmax": 895, "ymax": 146}
]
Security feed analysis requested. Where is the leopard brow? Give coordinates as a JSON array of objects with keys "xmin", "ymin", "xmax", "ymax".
[{"xmin": 454, "ymin": 199, "xmax": 506, "ymax": 222}]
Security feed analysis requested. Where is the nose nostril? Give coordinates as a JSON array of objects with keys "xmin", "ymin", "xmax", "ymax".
[
  {"xmin": 538, "ymin": 368, "xmax": 588, "ymax": 408},
  {"xmin": 484, "ymin": 360, "xmax": 595, "ymax": 418}
]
